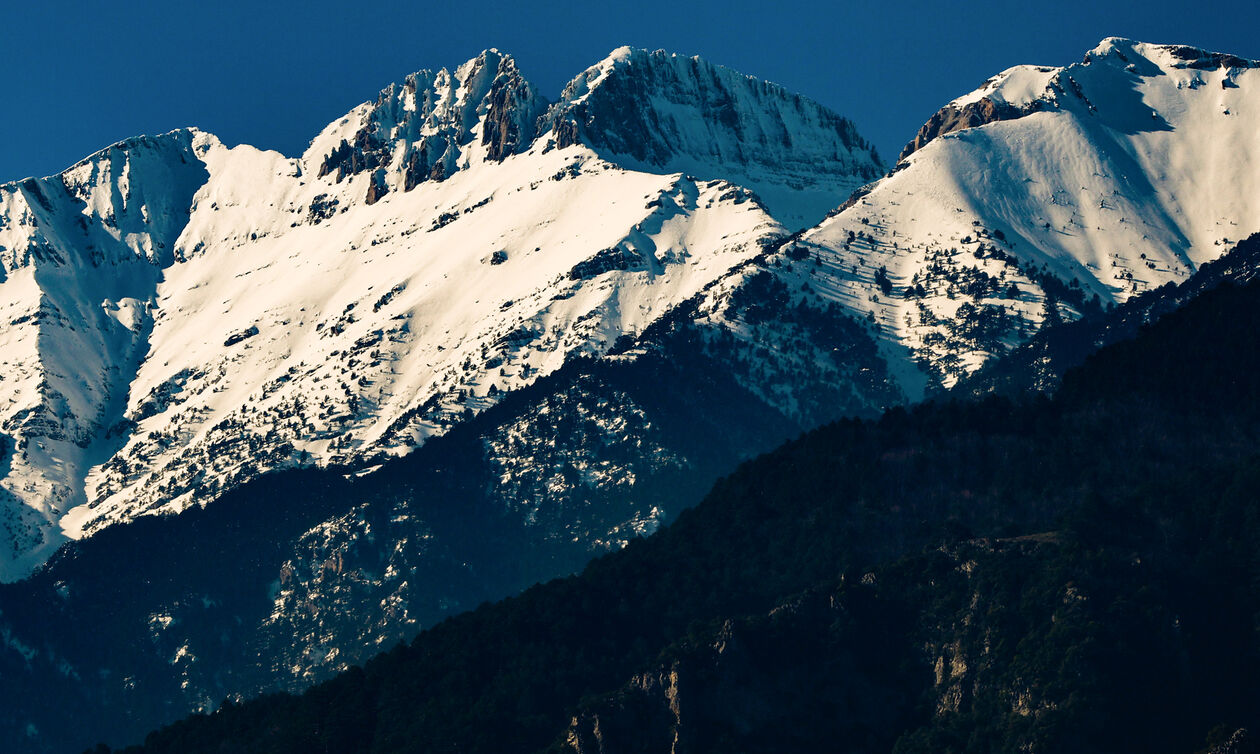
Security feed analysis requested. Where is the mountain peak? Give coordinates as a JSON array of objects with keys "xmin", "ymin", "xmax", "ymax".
[
  {"xmin": 904, "ymin": 38, "xmax": 1259, "ymax": 164},
  {"xmin": 1087, "ymin": 36, "xmax": 1139, "ymax": 57},
  {"xmin": 286, "ymin": 47, "xmax": 884, "ymax": 227},
  {"xmin": 813, "ymin": 35, "xmax": 1260, "ymax": 388},
  {"xmin": 452, "ymin": 47, "xmax": 519, "ymax": 81},
  {"xmin": 543, "ymin": 48, "xmax": 883, "ymax": 229},
  {"xmin": 302, "ymin": 49, "xmax": 546, "ymax": 202},
  {"xmin": 1083, "ymin": 37, "xmax": 1259, "ymax": 71}
]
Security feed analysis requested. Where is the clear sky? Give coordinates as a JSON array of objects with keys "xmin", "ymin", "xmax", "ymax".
[{"xmin": 2, "ymin": 0, "xmax": 1258, "ymax": 183}]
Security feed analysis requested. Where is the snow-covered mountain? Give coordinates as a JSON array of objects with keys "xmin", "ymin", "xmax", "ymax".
[
  {"xmin": 0, "ymin": 48, "xmax": 884, "ymax": 580},
  {"xmin": 4, "ymin": 37, "xmax": 1260, "ymax": 753},
  {"xmin": 798, "ymin": 38, "xmax": 1260, "ymax": 385},
  {"xmin": 0, "ymin": 132, "xmax": 208, "ymax": 578},
  {"xmin": 3, "ymin": 39, "xmax": 1259, "ymax": 583}
]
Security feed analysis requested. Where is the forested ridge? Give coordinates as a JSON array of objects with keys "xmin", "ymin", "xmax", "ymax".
[{"xmin": 106, "ymin": 271, "xmax": 1260, "ymax": 752}]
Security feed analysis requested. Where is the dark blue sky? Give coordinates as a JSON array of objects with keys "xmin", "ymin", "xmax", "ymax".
[{"xmin": 2, "ymin": 0, "xmax": 1258, "ymax": 182}]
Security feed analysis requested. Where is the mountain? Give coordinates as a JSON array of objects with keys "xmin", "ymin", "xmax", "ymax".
[
  {"xmin": 4, "ymin": 38, "xmax": 1260, "ymax": 753},
  {"xmin": 798, "ymin": 38, "xmax": 1260, "ymax": 385},
  {"xmin": 541, "ymin": 46, "xmax": 884, "ymax": 230},
  {"xmin": 108, "ymin": 237, "xmax": 1260, "ymax": 754},
  {"xmin": 0, "ymin": 48, "xmax": 885, "ymax": 581},
  {"xmin": 5, "ymin": 38, "xmax": 1259, "ymax": 579},
  {"xmin": 0, "ymin": 48, "xmax": 898, "ymax": 754}
]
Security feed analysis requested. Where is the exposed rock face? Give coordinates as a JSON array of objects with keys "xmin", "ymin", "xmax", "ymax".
[
  {"xmin": 898, "ymin": 96, "xmax": 1039, "ymax": 161},
  {"xmin": 482, "ymin": 65, "xmax": 542, "ymax": 161},
  {"xmin": 363, "ymin": 170, "xmax": 387, "ymax": 205},
  {"xmin": 542, "ymin": 47, "xmax": 884, "ymax": 229},
  {"xmin": 1136, "ymin": 45, "xmax": 1259, "ymax": 71},
  {"xmin": 308, "ymin": 49, "xmax": 547, "ymax": 197}
]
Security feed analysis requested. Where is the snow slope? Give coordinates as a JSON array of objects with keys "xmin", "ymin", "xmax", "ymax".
[
  {"xmin": 805, "ymin": 38, "xmax": 1260, "ymax": 386},
  {"xmin": 0, "ymin": 48, "xmax": 876, "ymax": 580},
  {"xmin": 76, "ymin": 133, "xmax": 780, "ymax": 537},
  {"xmin": 0, "ymin": 132, "xmax": 207, "ymax": 577}
]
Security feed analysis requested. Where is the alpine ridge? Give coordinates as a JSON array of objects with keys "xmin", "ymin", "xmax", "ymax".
[
  {"xmin": 543, "ymin": 46, "xmax": 884, "ymax": 229},
  {"xmin": 803, "ymin": 38, "xmax": 1260, "ymax": 384},
  {"xmin": 0, "ymin": 48, "xmax": 884, "ymax": 580},
  {"xmin": 2, "ymin": 37, "xmax": 1260, "ymax": 754},
  {"xmin": 2, "ymin": 39, "xmax": 1259, "ymax": 579}
]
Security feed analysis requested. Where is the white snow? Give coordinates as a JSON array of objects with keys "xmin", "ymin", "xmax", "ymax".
[
  {"xmin": 805, "ymin": 38, "xmax": 1260, "ymax": 391},
  {"xmin": 1, "ymin": 40, "xmax": 1258, "ymax": 579},
  {"xmin": 0, "ymin": 50, "xmax": 802, "ymax": 578},
  {"xmin": 950, "ymin": 65, "xmax": 1059, "ymax": 109}
]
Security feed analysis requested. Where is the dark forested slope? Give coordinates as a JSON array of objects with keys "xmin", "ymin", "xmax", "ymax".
[
  {"xmin": 112, "ymin": 274, "xmax": 1260, "ymax": 753},
  {"xmin": 1, "ymin": 312, "xmax": 845, "ymax": 754},
  {"xmin": 962, "ymin": 233, "xmax": 1260, "ymax": 397}
]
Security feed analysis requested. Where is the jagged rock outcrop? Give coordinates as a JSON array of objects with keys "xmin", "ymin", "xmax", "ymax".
[
  {"xmin": 898, "ymin": 94, "xmax": 1043, "ymax": 161},
  {"xmin": 308, "ymin": 49, "xmax": 547, "ymax": 200},
  {"xmin": 543, "ymin": 47, "xmax": 884, "ymax": 229}
]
